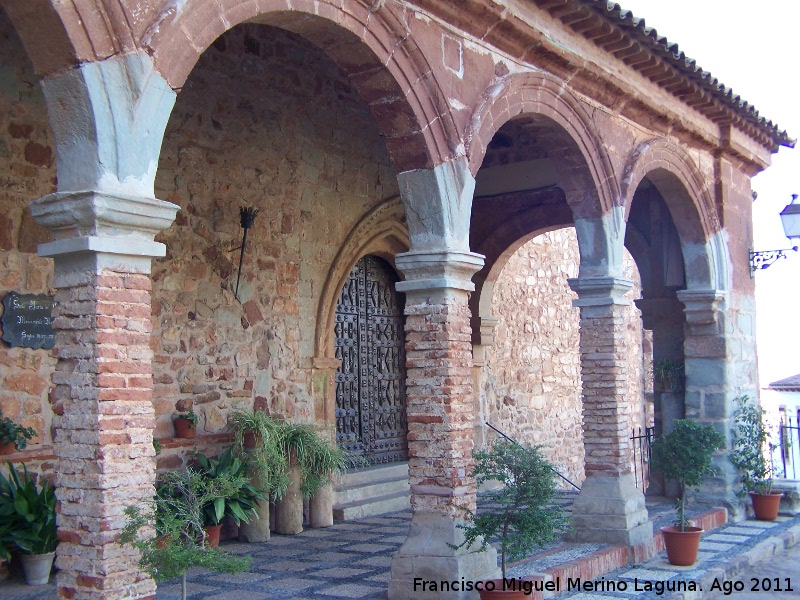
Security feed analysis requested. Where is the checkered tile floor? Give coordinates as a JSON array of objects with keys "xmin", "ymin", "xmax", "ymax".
[{"xmin": 2, "ymin": 492, "xmax": 797, "ymax": 600}]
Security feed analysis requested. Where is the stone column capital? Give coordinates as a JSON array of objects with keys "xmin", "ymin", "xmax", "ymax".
[
  {"xmin": 31, "ymin": 190, "xmax": 179, "ymax": 242},
  {"xmin": 395, "ymin": 250, "xmax": 485, "ymax": 293},
  {"xmin": 567, "ymin": 276, "xmax": 633, "ymax": 307},
  {"xmin": 676, "ymin": 289, "xmax": 727, "ymax": 334}
]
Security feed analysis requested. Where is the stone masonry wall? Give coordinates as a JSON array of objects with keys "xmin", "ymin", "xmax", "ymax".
[
  {"xmin": 481, "ymin": 228, "xmax": 649, "ymax": 487},
  {"xmin": 0, "ymin": 10, "xmax": 57, "ymax": 471},
  {"xmin": 150, "ymin": 23, "xmax": 401, "ymax": 468},
  {"xmin": 0, "ymin": 11, "xmax": 653, "ymax": 487}
]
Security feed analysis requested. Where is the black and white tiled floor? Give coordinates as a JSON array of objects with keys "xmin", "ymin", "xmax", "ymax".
[{"xmin": 2, "ymin": 494, "xmax": 799, "ymax": 600}]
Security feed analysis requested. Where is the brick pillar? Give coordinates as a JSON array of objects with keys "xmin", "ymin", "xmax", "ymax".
[
  {"xmin": 31, "ymin": 191, "xmax": 178, "ymax": 599},
  {"xmin": 388, "ymin": 250, "xmax": 498, "ymax": 600},
  {"xmin": 567, "ymin": 276, "xmax": 652, "ymax": 546}
]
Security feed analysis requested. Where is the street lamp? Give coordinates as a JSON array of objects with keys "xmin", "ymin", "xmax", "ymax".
[{"xmin": 749, "ymin": 194, "xmax": 800, "ymax": 276}]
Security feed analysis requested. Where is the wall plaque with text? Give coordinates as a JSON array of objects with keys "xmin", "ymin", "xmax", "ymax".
[{"xmin": 1, "ymin": 292, "xmax": 55, "ymax": 350}]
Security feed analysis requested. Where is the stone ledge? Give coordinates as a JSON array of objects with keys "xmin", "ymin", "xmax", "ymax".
[
  {"xmin": 666, "ymin": 522, "xmax": 800, "ymax": 600},
  {"xmin": 1, "ymin": 445, "xmax": 56, "ymax": 463},
  {"xmin": 510, "ymin": 507, "xmax": 730, "ymax": 598}
]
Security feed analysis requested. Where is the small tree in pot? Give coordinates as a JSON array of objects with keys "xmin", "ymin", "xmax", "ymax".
[
  {"xmin": 650, "ymin": 419, "xmax": 724, "ymax": 566},
  {"xmin": 729, "ymin": 395, "xmax": 782, "ymax": 520},
  {"xmin": 453, "ymin": 441, "xmax": 567, "ymax": 598},
  {"xmin": 120, "ymin": 469, "xmax": 251, "ymax": 600}
]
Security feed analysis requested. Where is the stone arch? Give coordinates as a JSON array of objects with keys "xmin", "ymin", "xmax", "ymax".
[
  {"xmin": 621, "ymin": 138, "xmax": 728, "ymax": 290},
  {"xmin": 464, "ymin": 72, "xmax": 619, "ymax": 218},
  {"xmin": 5, "ymin": 2, "xmax": 459, "ymax": 174},
  {"xmin": 147, "ymin": 0, "xmax": 456, "ymax": 172},
  {"xmin": 315, "ymin": 198, "xmax": 409, "ymax": 361},
  {"xmin": 476, "ymin": 222, "xmax": 573, "ymax": 336}
]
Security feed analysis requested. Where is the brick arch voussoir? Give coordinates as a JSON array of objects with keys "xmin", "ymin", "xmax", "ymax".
[
  {"xmin": 315, "ymin": 198, "xmax": 409, "ymax": 360},
  {"xmin": 465, "ymin": 73, "xmax": 617, "ymax": 217},
  {"xmin": 1, "ymin": 0, "xmax": 138, "ymax": 79},
  {"xmin": 149, "ymin": 0, "xmax": 455, "ymax": 171},
  {"xmin": 621, "ymin": 138, "xmax": 719, "ymax": 245}
]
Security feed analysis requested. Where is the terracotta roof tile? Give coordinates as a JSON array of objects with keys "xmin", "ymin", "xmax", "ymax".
[
  {"xmin": 768, "ymin": 374, "xmax": 800, "ymax": 391},
  {"xmin": 573, "ymin": 1, "xmax": 795, "ymax": 150}
]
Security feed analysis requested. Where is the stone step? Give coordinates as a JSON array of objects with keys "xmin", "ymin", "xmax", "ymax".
[
  {"xmin": 333, "ymin": 462, "xmax": 410, "ymax": 520},
  {"xmin": 333, "ymin": 490, "xmax": 411, "ymax": 521},
  {"xmin": 336, "ymin": 462, "xmax": 409, "ymax": 487},
  {"xmin": 335, "ymin": 475, "xmax": 410, "ymax": 505}
]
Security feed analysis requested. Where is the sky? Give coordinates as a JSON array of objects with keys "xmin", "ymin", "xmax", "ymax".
[{"xmin": 617, "ymin": 0, "xmax": 800, "ymax": 392}]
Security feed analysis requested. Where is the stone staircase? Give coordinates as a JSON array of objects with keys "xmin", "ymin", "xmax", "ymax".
[{"xmin": 333, "ymin": 462, "xmax": 410, "ymax": 521}]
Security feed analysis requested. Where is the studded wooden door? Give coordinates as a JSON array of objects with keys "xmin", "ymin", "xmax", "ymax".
[{"xmin": 334, "ymin": 255, "xmax": 407, "ymax": 465}]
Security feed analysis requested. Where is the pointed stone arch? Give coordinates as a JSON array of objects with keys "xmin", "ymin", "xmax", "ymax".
[{"xmin": 315, "ymin": 198, "xmax": 409, "ymax": 362}]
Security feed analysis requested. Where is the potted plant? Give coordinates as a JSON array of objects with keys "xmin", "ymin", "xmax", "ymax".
[
  {"xmin": 650, "ymin": 419, "xmax": 724, "ymax": 566},
  {"xmin": 121, "ymin": 468, "xmax": 251, "ymax": 600},
  {"xmin": 0, "ymin": 462, "xmax": 58, "ymax": 585},
  {"xmin": 0, "ymin": 410, "xmax": 36, "ymax": 454},
  {"xmin": 228, "ymin": 409, "xmax": 288, "ymax": 541},
  {"xmin": 729, "ymin": 395, "xmax": 783, "ymax": 520},
  {"xmin": 173, "ymin": 409, "xmax": 198, "ymax": 439},
  {"xmin": 273, "ymin": 421, "xmax": 349, "ymax": 535},
  {"xmin": 654, "ymin": 359, "xmax": 685, "ymax": 393},
  {"xmin": 193, "ymin": 446, "xmax": 268, "ymax": 547},
  {"xmin": 453, "ymin": 440, "xmax": 567, "ymax": 598}
]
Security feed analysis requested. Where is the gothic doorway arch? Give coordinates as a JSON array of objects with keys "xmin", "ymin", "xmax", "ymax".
[{"xmin": 334, "ymin": 255, "xmax": 408, "ymax": 465}]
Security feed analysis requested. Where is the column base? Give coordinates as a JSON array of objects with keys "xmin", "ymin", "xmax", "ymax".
[
  {"xmin": 567, "ymin": 474, "xmax": 653, "ymax": 546},
  {"xmin": 389, "ymin": 512, "xmax": 499, "ymax": 600}
]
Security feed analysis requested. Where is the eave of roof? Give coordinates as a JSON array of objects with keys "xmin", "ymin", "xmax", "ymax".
[
  {"xmin": 768, "ymin": 373, "xmax": 800, "ymax": 391},
  {"xmin": 538, "ymin": 0, "xmax": 794, "ymax": 152}
]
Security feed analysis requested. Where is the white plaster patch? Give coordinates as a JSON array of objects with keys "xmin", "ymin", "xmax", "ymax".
[
  {"xmin": 448, "ymin": 97, "xmax": 468, "ymax": 111},
  {"xmin": 441, "ymin": 34, "xmax": 464, "ymax": 78}
]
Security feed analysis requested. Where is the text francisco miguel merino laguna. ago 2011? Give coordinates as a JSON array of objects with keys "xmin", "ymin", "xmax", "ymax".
[{"xmin": 412, "ymin": 575, "xmax": 767, "ymax": 596}]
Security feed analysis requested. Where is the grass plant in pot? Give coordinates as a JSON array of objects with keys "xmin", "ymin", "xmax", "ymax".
[
  {"xmin": 654, "ymin": 359, "xmax": 685, "ymax": 393},
  {"xmin": 729, "ymin": 395, "xmax": 782, "ymax": 520},
  {"xmin": 273, "ymin": 421, "xmax": 349, "ymax": 535},
  {"xmin": 453, "ymin": 440, "xmax": 567, "ymax": 599},
  {"xmin": 228, "ymin": 409, "xmax": 288, "ymax": 542},
  {"xmin": 193, "ymin": 446, "xmax": 267, "ymax": 547},
  {"xmin": 650, "ymin": 419, "xmax": 724, "ymax": 566},
  {"xmin": 0, "ymin": 410, "xmax": 36, "ymax": 455},
  {"xmin": 121, "ymin": 469, "xmax": 251, "ymax": 600},
  {"xmin": 0, "ymin": 462, "xmax": 57, "ymax": 585}
]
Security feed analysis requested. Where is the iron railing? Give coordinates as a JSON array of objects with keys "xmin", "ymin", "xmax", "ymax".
[
  {"xmin": 485, "ymin": 422, "xmax": 581, "ymax": 491},
  {"xmin": 776, "ymin": 417, "xmax": 800, "ymax": 480},
  {"xmin": 630, "ymin": 426, "xmax": 655, "ymax": 492}
]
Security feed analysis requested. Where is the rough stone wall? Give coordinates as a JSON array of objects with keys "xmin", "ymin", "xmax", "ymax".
[
  {"xmin": 481, "ymin": 229, "xmax": 649, "ymax": 487},
  {"xmin": 0, "ymin": 11, "xmax": 57, "ymax": 461},
  {"xmin": 150, "ymin": 23, "xmax": 401, "ymax": 455}
]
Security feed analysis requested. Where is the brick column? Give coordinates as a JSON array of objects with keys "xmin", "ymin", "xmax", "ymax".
[
  {"xmin": 388, "ymin": 250, "xmax": 499, "ymax": 600},
  {"xmin": 567, "ymin": 276, "xmax": 652, "ymax": 546},
  {"xmin": 31, "ymin": 191, "xmax": 178, "ymax": 599}
]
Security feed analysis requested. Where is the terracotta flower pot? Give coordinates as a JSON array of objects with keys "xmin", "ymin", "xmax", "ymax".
[
  {"xmin": 173, "ymin": 418, "xmax": 196, "ymax": 439},
  {"xmin": 661, "ymin": 525, "xmax": 703, "ymax": 566},
  {"xmin": 203, "ymin": 524, "xmax": 222, "ymax": 548},
  {"xmin": 243, "ymin": 430, "xmax": 261, "ymax": 450},
  {"xmin": 0, "ymin": 441, "xmax": 16, "ymax": 455},
  {"xmin": 750, "ymin": 491, "xmax": 783, "ymax": 521}
]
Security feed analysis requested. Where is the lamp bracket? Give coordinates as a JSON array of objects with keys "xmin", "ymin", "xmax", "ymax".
[{"xmin": 749, "ymin": 246, "xmax": 798, "ymax": 277}]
